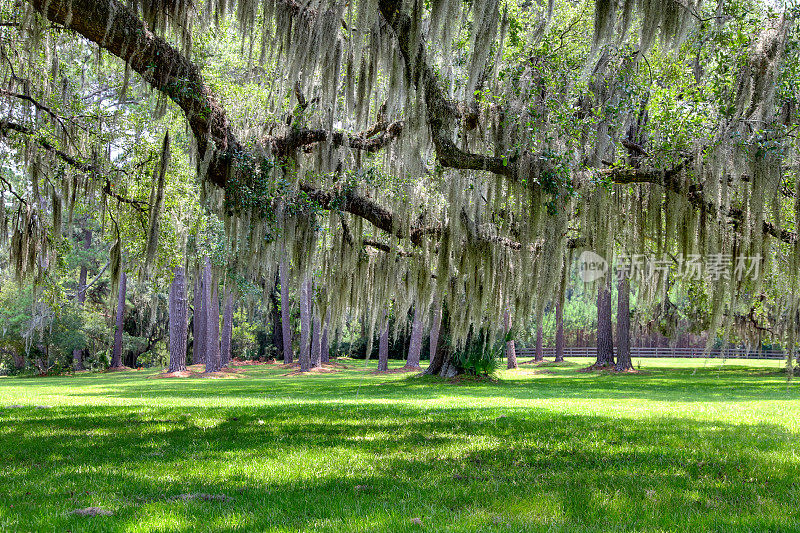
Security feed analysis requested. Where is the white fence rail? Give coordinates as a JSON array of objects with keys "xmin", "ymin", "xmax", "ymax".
[{"xmin": 514, "ymin": 346, "xmax": 788, "ymax": 360}]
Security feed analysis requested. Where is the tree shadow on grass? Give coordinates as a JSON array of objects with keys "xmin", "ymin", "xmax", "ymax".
[{"xmin": 0, "ymin": 402, "xmax": 798, "ymax": 532}]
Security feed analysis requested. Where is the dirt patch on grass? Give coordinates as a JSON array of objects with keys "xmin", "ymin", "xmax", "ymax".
[
  {"xmin": 151, "ymin": 370, "xmax": 198, "ymax": 379},
  {"xmin": 106, "ymin": 366, "xmax": 135, "ymax": 372},
  {"xmin": 72, "ymin": 507, "xmax": 113, "ymax": 517},
  {"xmin": 230, "ymin": 358, "xmax": 276, "ymax": 365},
  {"xmin": 283, "ymin": 365, "xmax": 342, "ymax": 376},
  {"xmin": 578, "ymin": 364, "xmax": 642, "ymax": 374}
]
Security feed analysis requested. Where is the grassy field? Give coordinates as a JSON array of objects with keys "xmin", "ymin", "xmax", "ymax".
[{"xmin": 0, "ymin": 357, "xmax": 799, "ymax": 532}]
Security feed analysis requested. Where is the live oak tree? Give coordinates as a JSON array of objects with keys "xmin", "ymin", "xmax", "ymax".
[{"xmin": 4, "ymin": 0, "xmax": 800, "ymax": 374}]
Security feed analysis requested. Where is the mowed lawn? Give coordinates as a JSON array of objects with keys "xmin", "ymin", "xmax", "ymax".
[{"xmin": 1, "ymin": 357, "xmax": 799, "ymax": 532}]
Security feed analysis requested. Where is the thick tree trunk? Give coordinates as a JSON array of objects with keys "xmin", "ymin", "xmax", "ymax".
[
  {"xmin": 535, "ymin": 314, "xmax": 544, "ymax": 362},
  {"xmin": 615, "ymin": 276, "xmax": 632, "ymax": 371},
  {"xmin": 204, "ymin": 258, "xmax": 222, "ymax": 373},
  {"xmin": 279, "ymin": 256, "xmax": 294, "ymax": 364},
  {"xmin": 168, "ymin": 266, "xmax": 188, "ymax": 373},
  {"xmin": 298, "ymin": 275, "xmax": 312, "ymax": 371},
  {"xmin": 555, "ymin": 264, "xmax": 567, "ymax": 363},
  {"xmin": 425, "ymin": 306, "xmax": 459, "ymax": 377},
  {"xmin": 220, "ymin": 286, "xmax": 234, "ymax": 366},
  {"xmin": 595, "ymin": 279, "xmax": 615, "ymax": 367},
  {"xmin": 110, "ymin": 271, "xmax": 127, "ymax": 368},
  {"xmin": 320, "ymin": 309, "xmax": 331, "ymax": 363},
  {"xmin": 73, "ymin": 228, "xmax": 91, "ymax": 370},
  {"xmin": 377, "ymin": 310, "xmax": 390, "ymax": 372},
  {"xmin": 504, "ymin": 309, "xmax": 517, "ymax": 369},
  {"xmin": 311, "ymin": 308, "xmax": 322, "ymax": 368},
  {"xmin": 192, "ymin": 273, "xmax": 206, "ymax": 366},
  {"xmin": 405, "ymin": 305, "xmax": 423, "ymax": 369},
  {"xmin": 428, "ymin": 298, "xmax": 441, "ymax": 367}
]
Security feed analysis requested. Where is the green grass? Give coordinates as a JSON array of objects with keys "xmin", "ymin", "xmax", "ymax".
[{"xmin": 1, "ymin": 357, "xmax": 799, "ymax": 532}]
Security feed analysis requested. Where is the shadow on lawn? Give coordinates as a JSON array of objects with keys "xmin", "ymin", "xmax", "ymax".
[{"xmin": 0, "ymin": 399, "xmax": 798, "ymax": 532}]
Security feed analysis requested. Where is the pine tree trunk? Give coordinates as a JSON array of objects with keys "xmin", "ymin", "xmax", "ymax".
[
  {"xmin": 279, "ymin": 256, "xmax": 294, "ymax": 364},
  {"xmin": 204, "ymin": 258, "xmax": 221, "ymax": 373},
  {"xmin": 428, "ymin": 298, "xmax": 441, "ymax": 367},
  {"xmin": 595, "ymin": 279, "xmax": 615, "ymax": 367},
  {"xmin": 311, "ymin": 308, "xmax": 322, "ymax": 368},
  {"xmin": 406, "ymin": 306, "xmax": 423, "ymax": 369},
  {"xmin": 615, "ymin": 276, "xmax": 632, "ymax": 371},
  {"xmin": 555, "ymin": 264, "xmax": 566, "ymax": 363},
  {"xmin": 270, "ymin": 273, "xmax": 283, "ymax": 361},
  {"xmin": 377, "ymin": 310, "xmax": 389, "ymax": 372},
  {"xmin": 73, "ymin": 228, "xmax": 91, "ymax": 370},
  {"xmin": 220, "ymin": 286, "xmax": 233, "ymax": 366},
  {"xmin": 504, "ymin": 309, "xmax": 517, "ymax": 369},
  {"xmin": 298, "ymin": 276, "xmax": 312, "ymax": 371},
  {"xmin": 535, "ymin": 314, "xmax": 544, "ymax": 362},
  {"xmin": 168, "ymin": 266, "xmax": 188, "ymax": 372},
  {"xmin": 320, "ymin": 309, "xmax": 331, "ymax": 363},
  {"xmin": 192, "ymin": 273, "xmax": 206, "ymax": 366},
  {"xmin": 110, "ymin": 270, "xmax": 126, "ymax": 368}
]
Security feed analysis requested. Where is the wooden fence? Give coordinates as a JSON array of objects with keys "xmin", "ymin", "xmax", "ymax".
[{"xmin": 514, "ymin": 346, "xmax": 788, "ymax": 360}]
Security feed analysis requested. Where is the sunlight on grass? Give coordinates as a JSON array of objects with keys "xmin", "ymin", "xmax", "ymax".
[{"xmin": 0, "ymin": 357, "xmax": 799, "ymax": 531}]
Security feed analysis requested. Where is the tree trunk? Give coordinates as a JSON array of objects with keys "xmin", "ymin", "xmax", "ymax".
[
  {"xmin": 270, "ymin": 273, "xmax": 283, "ymax": 361},
  {"xmin": 555, "ymin": 264, "xmax": 566, "ymax": 363},
  {"xmin": 279, "ymin": 256, "xmax": 294, "ymax": 364},
  {"xmin": 504, "ymin": 309, "xmax": 517, "ymax": 369},
  {"xmin": 535, "ymin": 313, "xmax": 544, "ymax": 362},
  {"xmin": 220, "ymin": 286, "xmax": 234, "ymax": 366},
  {"xmin": 204, "ymin": 258, "xmax": 221, "ymax": 373},
  {"xmin": 615, "ymin": 276, "xmax": 632, "ymax": 371},
  {"xmin": 311, "ymin": 307, "xmax": 322, "ymax": 368},
  {"xmin": 320, "ymin": 309, "xmax": 331, "ymax": 363},
  {"xmin": 110, "ymin": 270, "xmax": 126, "ymax": 368},
  {"xmin": 595, "ymin": 279, "xmax": 615, "ymax": 367},
  {"xmin": 73, "ymin": 228, "xmax": 91, "ymax": 370},
  {"xmin": 377, "ymin": 310, "xmax": 389, "ymax": 372},
  {"xmin": 425, "ymin": 306, "xmax": 459, "ymax": 377},
  {"xmin": 406, "ymin": 305, "xmax": 423, "ymax": 369},
  {"xmin": 428, "ymin": 298, "xmax": 441, "ymax": 367},
  {"xmin": 298, "ymin": 275, "xmax": 312, "ymax": 371},
  {"xmin": 168, "ymin": 266, "xmax": 188, "ymax": 373},
  {"xmin": 192, "ymin": 273, "xmax": 206, "ymax": 366}
]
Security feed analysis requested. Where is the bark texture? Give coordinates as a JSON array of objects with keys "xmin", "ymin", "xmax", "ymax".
[
  {"xmin": 428, "ymin": 298, "xmax": 441, "ymax": 367},
  {"xmin": 595, "ymin": 279, "xmax": 615, "ymax": 367},
  {"xmin": 377, "ymin": 311, "xmax": 390, "ymax": 372},
  {"xmin": 535, "ymin": 314, "xmax": 544, "ymax": 362},
  {"xmin": 615, "ymin": 276, "xmax": 632, "ymax": 371},
  {"xmin": 204, "ymin": 258, "xmax": 221, "ymax": 373},
  {"xmin": 220, "ymin": 286, "xmax": 234, "ymax": 366},
  {"xmin": 555, "ymin": 264, "xmax": 567, "ymax": 363},
  {"xmin": 405, "ymin": 305, "xmax": 423, "ymax": 369},
  {"xmin": 504, "ymin": 309, "xmax": 517, "ymax": 369},
  {"xmin": 110, "ymin": 270, "xmax": 126, "ymax": 368},
  {"xmin": 72, "ymin": 227, "xmax": 91, "ymax": 370},
  {"xmin": 311, "ymin": 309, "xmax": 322, "ymax": 367},
  {"xmin": 168, "ymin": 266, "xmax": 188, "ymax": 372},
  {"xmin": 320, "ymin": 309, "xmax": 331, "ymax": 363},
  {"xmin": 298, "ymin": 275, "xmax": 312, "ymax": 371},
  {"xmin": 192, "ymin": 273, "xmax": 205, "ymax": 365},
  {"xmin": 279, "ymin": 256, "xmax": 293, "ymax": 364}
]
